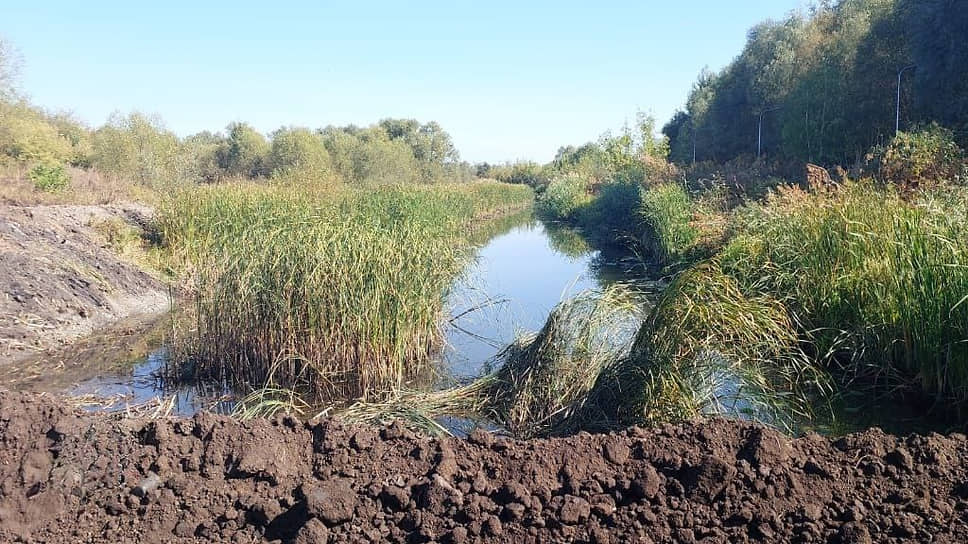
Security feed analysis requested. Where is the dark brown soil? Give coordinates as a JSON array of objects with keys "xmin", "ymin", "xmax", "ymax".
[
  {"xmin": 0, "ymin": 204, "xmax": 168, "ymax": 365},
  {"xmin": 1, "ymin": 392, "xmax": 967, "ymax": 543}
]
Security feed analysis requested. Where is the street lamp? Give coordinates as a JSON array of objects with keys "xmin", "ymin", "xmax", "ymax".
[
  {"xmin": 757, "ymin": 106, "xmax": 782, "ymax": 159},
  {"xmin": 896, "ymin": 64, "xmax": 916, "ymax": 135}
]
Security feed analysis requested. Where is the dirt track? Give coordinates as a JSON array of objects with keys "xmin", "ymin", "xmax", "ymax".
[{"xmin": 0, "ymin": 391, "xmax": 966, "ymax": 543}]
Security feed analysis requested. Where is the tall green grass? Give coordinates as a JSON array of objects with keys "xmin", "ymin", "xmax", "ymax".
[
  {"xmin": 159, "ymin": 181, "xmax": 533, "ymax": 400},
  {"xmin": 721, "ymin": 183, "xmax": 968, "ymax": 403},
  {"xmin": 638, "ymin": 183, "xmax": 699, "ymax": 264}
]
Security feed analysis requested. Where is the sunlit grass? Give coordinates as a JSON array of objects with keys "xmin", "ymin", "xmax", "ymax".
[
  {"xmin": 158, "ymin": 181, "xmax": 533, "ymax": 401},
  {"xmin": 722, "ymin": 182, "xmax": 968, "ymax": 403}
]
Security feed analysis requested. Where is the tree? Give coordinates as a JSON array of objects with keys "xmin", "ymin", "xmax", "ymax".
[
  {"xmin": 636, "ymin": 112, "xmax": 670, "ymax": 161},
  {"xmin": 664, "ymin": 0, "xmax": 968, "ymax": 167},
  {"xmin": 267, "ymin": 127, "xmax": 332, "ymax": 183},
  {"xmin": 217, "ymin": 122, "xmax": 269, "ymax": 178},
  {"xmin": 902, "ymin": 0, "xmax": 968, "ymax": 145},
  {"xmin": 180, "ymin": 131, "xmax": 225, "ymax": 182},
  {"xmin": 376, "ymin": 118, "xmax": 460, "ymax": 182},
  {"xmin": 91, "ymin": 112, "xmax": 180, "ymax": 185}
]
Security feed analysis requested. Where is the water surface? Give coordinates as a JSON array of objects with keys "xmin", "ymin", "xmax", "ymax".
[{"xmin": 444, "ymin": 216, "xmax": 629, "ymax": 377}]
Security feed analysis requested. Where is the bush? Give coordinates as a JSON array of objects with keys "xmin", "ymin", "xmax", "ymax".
[
  {"xmin": 0, "ymin": 102, "xmax": 73, "ymax": 163},
  {"xmin": 873, "ymin": 124, "xmax": 966, "ymax": 184},
  {"xmin": 47, "ymin": 112, "xmax": 93, "ymax": 167},
  {"xmin": 28, "ymin": 162, "xmax": 70, "ymax": 192},
  {"xmin": 91, "ymin": 112, "xmax": 181, "ymax": 186},
  {"xmin": 536, "ymin": 174, "xmax": 591, "ymax": 220},
  {"xmin": 216, "ymin": 122, "xmax": 269, "ymax": 178},
  {"xmin": 638, "ymin": 183, "xmax": 698, "ymax": 264},
  {"xmin": 487, "ymin": 161, "xmax": 553, "ymax": 191},
  {"xmin": 267, "ymin": 127, "xmax": 332, "ymax": 185},
  {"xmin": 577, "ymin": 181, "xmax": 641, "ymax": 237}
]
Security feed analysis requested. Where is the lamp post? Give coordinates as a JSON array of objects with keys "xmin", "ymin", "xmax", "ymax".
[
  {"xmin": 896, "ymin": 64, "xmax": 916, "ymax": 135},
  {"xmin": 757, "ymin": 106, "xmax": 782, "ymax": 160},
  {"xmin": 691, "ymin": 122, "xmax": 710, "ymax": 164},
  {"xmin": 692, "ymin": 124, "xmax": 699, "ymax": 164}
]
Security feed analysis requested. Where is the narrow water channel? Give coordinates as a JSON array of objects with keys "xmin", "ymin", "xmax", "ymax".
[
  {"xmin": 41, "ymin": 212, "xmax": 647, "ymax": 415},
  {"xmin": 443, "ymin": 214, "xmax": 646, "ymax": 378},
  {"xmin": 11, "ymin": 211, "xmax": 952, "ymax": 436}
]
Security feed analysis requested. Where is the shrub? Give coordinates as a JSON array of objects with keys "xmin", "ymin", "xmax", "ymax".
[
  {"xmin": 47, "ymin": 112, "xmax": 93, "ymax": 167},
  {"xmin": 0, "ymin": 102, "xmax": 73, "ymax": 163},
  {"xmin": 873, "ymin": 124, "xmax": 966, "ymax": 184},
  {"xmin": 28, "ymin": 162, "xmax": 70, "ymax": 192},
  {"xmin": 487, "ymin": 161, "xmax": 553, "ymax": 191},
  {"xmin": 535, "ymin": 174, "xmax": 591, "ymax": 220},
  {"xmin": 178, "ymin": 131, "xmax": 224, "ymax": 183},
  {"xmin": 91, "ymin": 112, "xmax": 181, "ymax": 186},
  {"xmin": 576, "ymin": 181, "xmax": 641, "ymax": 238},
  {"xmin": 216, "ymin": 122, "xmax": 269, "ymax": 178},
  {"xmin": 638, "ymin": 183, "xmax": 698, "ymax": 263},
  {"xmin": 267, "ymin": 127, "xmax": 332, "ymax": 184}
]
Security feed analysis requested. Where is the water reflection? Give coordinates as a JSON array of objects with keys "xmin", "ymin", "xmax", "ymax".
[
  {"xmin": 444, "ymin": 215, "xmax": 654, "ymax": 378},
  {"xmin": 69, "ymin": 347, "xmax": 236, "ymax": 416}
]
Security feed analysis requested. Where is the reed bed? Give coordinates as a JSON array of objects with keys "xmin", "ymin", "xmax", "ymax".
[
  {"xmin": 721, "ymin": 182, "xmax": 968, "ymax": 404},
  {"xmin": 158, "ymin": 181, "xmax": 533, "ymax": 401}
]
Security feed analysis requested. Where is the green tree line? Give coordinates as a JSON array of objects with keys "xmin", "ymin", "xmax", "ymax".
[
  {"xmin": 0, "ymin": 39, "xmax": 474, "ymax": 188},
  {"xmin": 663, "ymin": 0, "xmax": 968, "ymax": 167}
]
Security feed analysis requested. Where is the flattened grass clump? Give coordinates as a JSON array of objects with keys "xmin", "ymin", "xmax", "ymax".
[
  {"xmin": 159, "ymin": 181, "xmax": 533, "ymax": 401},
  {"xmin": 631, "ymin": 265, "xmax": 821, "ymax": 426},
  {"xmin": 481, "ymin": 288, "xmax": 643, "ymax": 437}
]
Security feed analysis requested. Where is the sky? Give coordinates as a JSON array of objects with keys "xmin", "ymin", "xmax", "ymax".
[{"xmin": 2, "ymin": 0, "xmax": 806, "ymax": 164}]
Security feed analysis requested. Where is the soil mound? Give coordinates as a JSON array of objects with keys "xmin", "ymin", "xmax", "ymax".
[
  {"xmin": 0, "ymin": 391, "xmax": 966, "ymax": 542},
  {"xmin": 0, "ymin": 204, "xmax": 168, "ymax": 365}
]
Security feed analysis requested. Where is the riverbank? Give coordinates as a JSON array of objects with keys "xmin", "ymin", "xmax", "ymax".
[
  {"xmin": 0, "ymin": 202, "xmax": 168, "ymax": 366},
  {"xmin": 1, "ymin": 389, "xmax": 965, "ymax": 543}
]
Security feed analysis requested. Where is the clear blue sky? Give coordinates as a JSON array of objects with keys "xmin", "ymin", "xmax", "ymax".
[{"xmin": 3, "ymin": 1, "xmax": 805, "ymax": 163}]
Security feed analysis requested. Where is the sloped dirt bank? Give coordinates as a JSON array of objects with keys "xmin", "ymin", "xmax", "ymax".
[
  {"xmin": 1, "ymin": 391, "xmax": 967, "ymax": 543},
  {"xmin": 0, "ymin": 203, "xmax": 168, "ymax": 365}
]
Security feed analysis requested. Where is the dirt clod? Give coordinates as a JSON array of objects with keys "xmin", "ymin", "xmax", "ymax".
[
  {"xmin": 303, "ymin": 479, "xmax": 356, "ymax": 524},
  {"xmin": 0, "ymin": 391, "xmax": 966, "ymax": 542}
]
